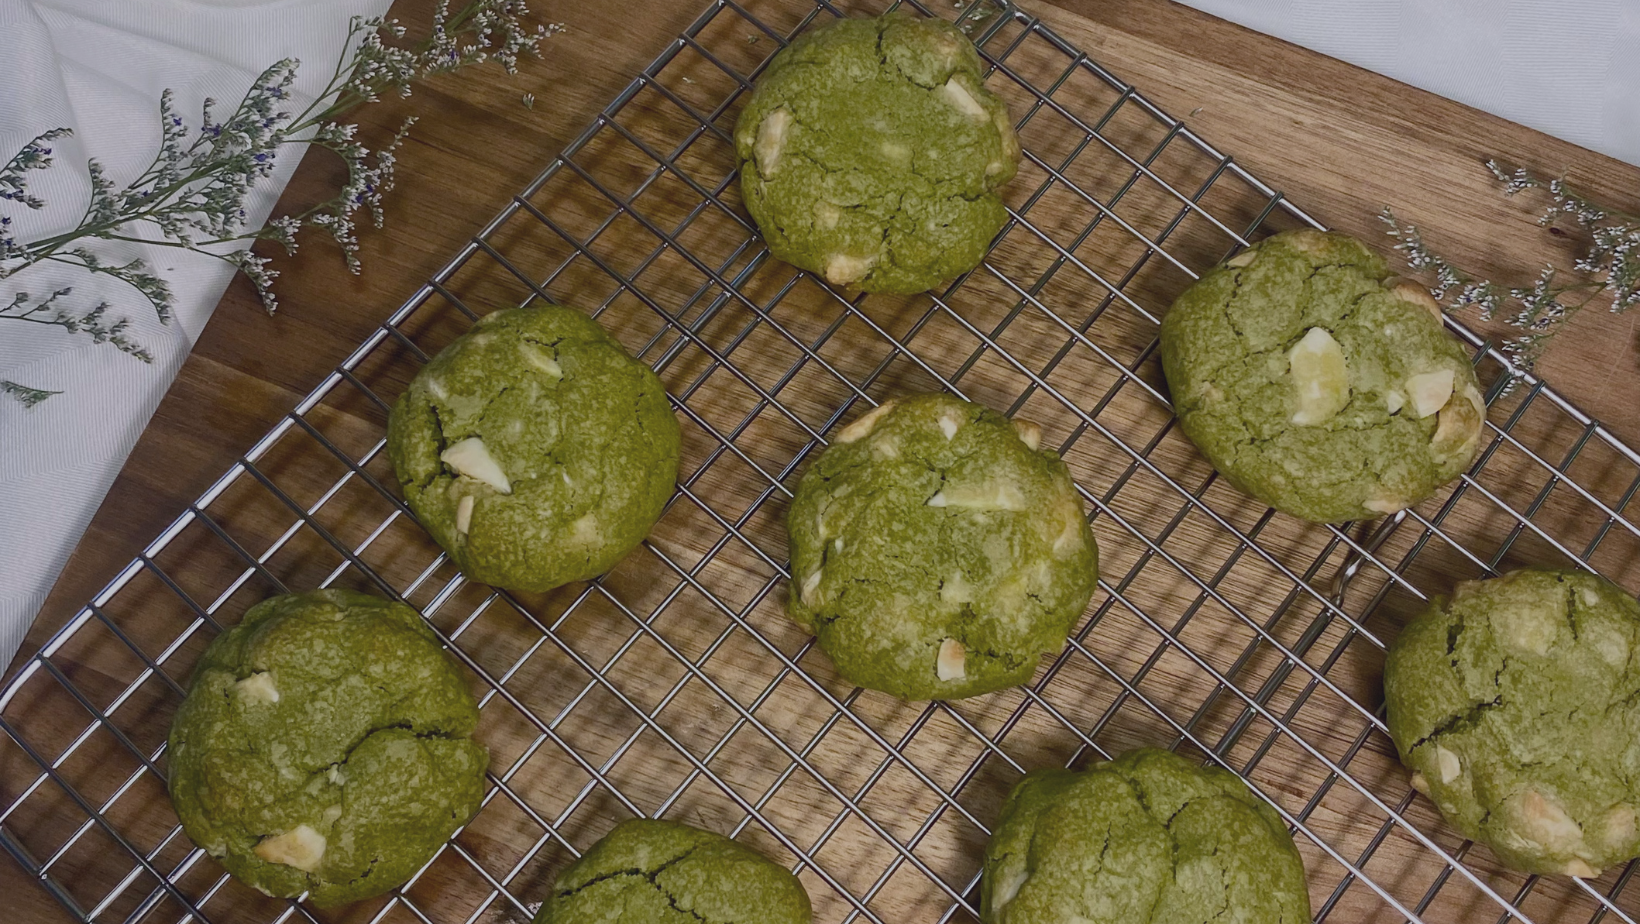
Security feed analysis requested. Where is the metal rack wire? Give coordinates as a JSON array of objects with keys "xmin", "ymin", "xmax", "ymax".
[{"xmin": 5, "ymin": 0, "xmax": 1640, "ymax": 922}]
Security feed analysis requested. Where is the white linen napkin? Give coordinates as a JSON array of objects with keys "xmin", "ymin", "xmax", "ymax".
[
  {"xmin": 0, "ymin": 0, "xmax": 392, "ymax": 667},
  {"xmin": 0, "ymin": 0, "xmax": 1635, "ymax": 671}
]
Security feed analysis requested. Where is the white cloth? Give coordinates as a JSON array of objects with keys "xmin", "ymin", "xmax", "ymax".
[
  {"xmin": 1175, "ymin": 0, "xmax": 1640, "ymax": 168},
  {"xmin": 0, "ymin": 0, "xmax": 392, "ymax": 667},
  {"xmin": 0, "ymin": 0, "xmax": 1635, "ymax": 670}
]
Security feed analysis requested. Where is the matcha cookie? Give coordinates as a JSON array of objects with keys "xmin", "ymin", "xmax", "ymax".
[
  {"xmin": 788, "ymin": 394, "xmax": 1098, "ymax": 700},
  {"xmin": 735, "ymin": 14, "xmax": 1020, "ymax": 294},
  {"xmin": 534, "ymin": 819, "xmax": 811, "ymax": 924},
  {"xmin": 982, "ymin": 749, "xmax": 1311, "ymax": 924},
  {"xmin": 1159, "ymin": 229, "xmax": 1487, "ymax": 523},
  {"xmin": 388, "ymin": 304, "xmax": 680, "ymax": 592},
  {"xmin": 1384, "ymin": 568, "xmax": 1640, "ymax": 877},
  {"xmin": 167, "ymin": 589, "xmax": 488, "ymax": 906}
]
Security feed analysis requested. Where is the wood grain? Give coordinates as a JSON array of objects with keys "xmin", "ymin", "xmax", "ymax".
[{"xmin": 6, "ymin": 1, "xmax": 1640, "ymax": 922}]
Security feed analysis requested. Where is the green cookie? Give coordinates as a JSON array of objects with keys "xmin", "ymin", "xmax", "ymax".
[
  {"xmin": 534, "ymin": 819, "xmax": 812, "ymax": 924},
  {"xmin": 982, "ymin": 749, "xmax": 1311, "ymax": 924},
  {"xmin": 1159, "ymin": 229, "xmax": 1487, "ymax": 523},
  {"xmin": 734, "ymin": 13, "xmax": 1020, "ymax": 294},
  {"xmin": 167, "ymin": 589, "xmax": 487, "ymax": 906},
  {"xmin": 787, "ymin": 394, "xmax": 1098, "ymax": 700},
  {"xmin": 1384, "ymin": 568, "xmax": 1640, "ymax": 877},
  {"xmin": 388, "ymin": 304, "xmax": 680, "ymax": 593}
]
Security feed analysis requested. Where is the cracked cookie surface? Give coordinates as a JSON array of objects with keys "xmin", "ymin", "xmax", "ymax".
[
  {"xmin": 388, "ymin": 304, "xmax": 680, "ymax": 592},
  {"xmin": 1159, "ymin": 229, "xmax": 1486, "ymax": 523},
  {"xmin": 534, "ymin": 819, "xmax": 811, "ymax": 924},
  {"xmin": 734, "ymin": 14, "xmax": 1020, "ymax": 295},
  {"xmin": 787, "ymin": 393, "xmax": 1098, "ymax": 700},
  {"xmin": 981, "ymin": 748, "xmax": 1310, "ymax": 924},
  {"xmin": 167, "ymin": 589, "xmax": 487, "ymax": 906},
  {"xmin": 1384, "ymin": 568, "xmax": 1640, "ymax": 877}
]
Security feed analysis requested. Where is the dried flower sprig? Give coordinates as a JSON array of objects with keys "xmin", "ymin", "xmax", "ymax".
[
  {"xmin": 1383, "ymin": 161, "xmax": 1638, "ymax": 374},
  {"xmin": 0, "ymin": 0, "xmax": 559, "ymax": 407}
]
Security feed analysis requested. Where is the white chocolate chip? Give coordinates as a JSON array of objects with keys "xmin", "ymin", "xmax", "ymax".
[
  {"xmin": 1225, "ymin": 249, "xmax": 1258, "ymax": 268},
  {"xmin": 1581, "ymin": 587, "xmax": 1602, "ymax": 606},
  {"xmin": 1410, "ymin": 771, "xmax": 1430, "ymax": 795},
  {"xmin": 1435, "ymin": 745, "xmax": 1462, "ymax": 784},
  {"xmin": 325, "ymin": 765, "xmax": 346, "ymax": 786},
  {"xmin": 823, "ymin": 252, "xmax": 876, "ymax": 286},
  {"xmin": 1288, "ymin": 327, "xmax": 1350, "ymax": 425},
  {"xmin": 519, "ymin": 343, "xmax": 562, "ymax": 378},
  {"xmin": 754, "ymin": 107, "xmax": 791, "ymax": 178},
  {"xmin": 815, "ymin": 201, "xmax": 841, "ymax": 230},
  {"xmin": 940, "ymin": 573, "xmax": 973, "ymax": 605},
  {"xmin": 1384, "ymin": 390, "xmax": 1405, "ymax": 415},
  {"xmin": 800, "ymin": 569, "xmax": 822, "ymax": 606},
  {"xmin": 234, "ymin": 672, "xmax": 279, "ymax": 705},
  {"xmin": 838, "ymin": 401, "xmax": 897, "ymax": 443},
  {"xmin": 425, "ymin": 378, "xmax": 449, "ymax": 401},
  {"xmin": 571, "ymin": 513, "xmax": 600, "ymax": 543},
  {"xmin": 441, "ymin": 437, "xmax": 512, "ymax": 494},
  {"xmin": 872, "ymin": 435, "xmax": 900, "ymax": 460},
  {"xmin": 880, "ymin": 141, "xmax": 911, "ymax": 166},
  {"xmin": 936, "ymin": 638, "xmax": 967, "ymax": 681},
  {"xmin": 1405, "ymin": 369, "xmax": 1456, "ymax": 419},
  {"xmin": 832, "ymin": 537, "xmax": 844, "ymax": 554},
  {"xmin": 941, "ymin": 78, "xmax": 988, "ymax": 121},
  {"xmin": 1493, "ymin": 601, "xmax": 1559, "ymax": 657},
  {"xmin": 455, "ymin": 494, "xmax": 475, "ymax": 535},
  {"xmin": 1564, "ymin": 858, "xmax": 1601, "ymax": 879},
  {"xmin": 1052, "ymin": 517, "xmax": 1084, "ymax": 558},
  {"xmin": 938, "ymin": 410, "xmax": 963, "ymax": 440},
  {"xmin": 927, "ymin": 491, "xmax": 948, "ymax": 508},
  {"xmin": 1013, "ymin": 419, "xmax": 1042, "ymax": 451},
  {"xmin": 254, "ymin": 825, "xmax": 326, "ymax": 872}
]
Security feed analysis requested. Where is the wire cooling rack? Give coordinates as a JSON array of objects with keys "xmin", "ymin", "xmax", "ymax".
[{"xmin": 7, "ymin": 1, "xmax": 1640, "ymax": 923}]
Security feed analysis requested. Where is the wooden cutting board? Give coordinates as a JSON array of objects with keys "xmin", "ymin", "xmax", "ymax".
[{"xmin": 7, "ymin": 0, "xmax": 1640, "ymax": 921}]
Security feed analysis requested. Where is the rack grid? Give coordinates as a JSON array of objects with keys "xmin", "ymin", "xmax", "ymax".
[{"xmin": 5, "ymin": 1, "xmax": 1640, "ymax": 922}]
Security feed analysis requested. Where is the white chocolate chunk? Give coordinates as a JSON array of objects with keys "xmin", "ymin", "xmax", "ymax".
[
  {"xmin": 940, "ymin": 572, "xmax": 973, "ymax": 605},
  {"xmin": 936, "ymin": 639, "xmax": 967, "ymax": 681},
  {"xmin": 441, "ymin": 437, "xmax": 512, "ymax": 493},
  {"xmin": 455, "ymin": 494, "xmax": 475, "ymax": 535},
  {"xmin": 425, "ymin": 378, "xmax": 449, "ymax": 401},
  {"xmin": 938, "ymin": 410, "xmax": 963, "ymax": 440},
  {"xmin": 1384, "ymin": 390, "xmax": 1405, "ymax": 415},
  {"xmin": 880, "ymin": 141, "xmax": 911, "ymax": 166},
  {"xmin": 1013, "ymin": 419, "xmax": 1042, "ymax": 451},
  {"xmin": 1365, "ymin": 495, "xmax": 1409, "ymax": 515},
  {"xmin": 519, "ymin": 343, "xmax": 562, "ymax": 378},
  {"xmin": 934, "ymin": 481, "xmax": 1027, "ymax": 511},
  {"xmin": 872, "ymin": 435, "xmax": 900, "ymax": 460},
  {"xmin": 1288, "ymin": 327, "xmax": 1349, "ymax": 425},
  {"xmin": 235, "ymin": 672, "xmax": 279, "ymax": 705},
  {"xmin": 754, "ymin": 107, "xmax": 791, "ymax": 178},
  {"xmin": 1410, "ymin": 771, "xmax": 1430, "ymax": 795},
  {"xmin": 800, "ymin": 569, "xmax": 822, "ymax": 606},
  {"xmin": 823, "ymin": 252, "xmax": 876, "ymax": 286},
  {"xmin": 1581, "ymin": 587, "xmax": 1602, "ymax": 606},
  {"xmin": 838, "ymin": 401, "xmax": 896, "ymax": 443},
  {"xmin": 1052, "ymin": 517, "xmax": 1084, "ymax": 558},
  {"xmin": 1564, "ymin": 858, "xmax": 1601, "ymax": 878},
  {"xmin": 1225, "ymin": 249, "xmax": 1259, "ymax": 268},
  {"xmin": 1390, "ymin": 279, "xmax": 1445, "ymax": 322},
  {"xmin": 325, "ymin": 765, "xmax": 346, "ymax": 786},
  {"xmin": 1432, "ymin": 384, "xmax": 1486, "ymax": 460},
  {"xmin": 1405, "ymin": 369, "xmax": 1456, "ymax": 419},
  {"xmin": 1494, "ymin": 601, "xmax": 1559, "ymax": 657},
  {"xmin": 571, "ymin": 513, "xmax": 600, "ymax": 543},
  {"xmin": 254, "ymin": 825, "xmax": 326, "ymax": 872},
  {"xmin": 1435, "ymin": 745, "xmax": 1462, "ymax": 784},
  {"xmin": 1514, "ymin": 790, "xmax": 1583, "ymax": 851},
  {"xmin": 1603, "ymin": 804, "xmax": 1638, "ymax": 851},
  {"xmin": 815, "ymin": 201, "xmax": 841, "ymax": 230},
  {"xmin": 991, "ymin": 866, "xmax": 1028, "ymax": 914},
  {"xmin": 941, "ymin": 78, "xmax": 989, "ymax": 121}
]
